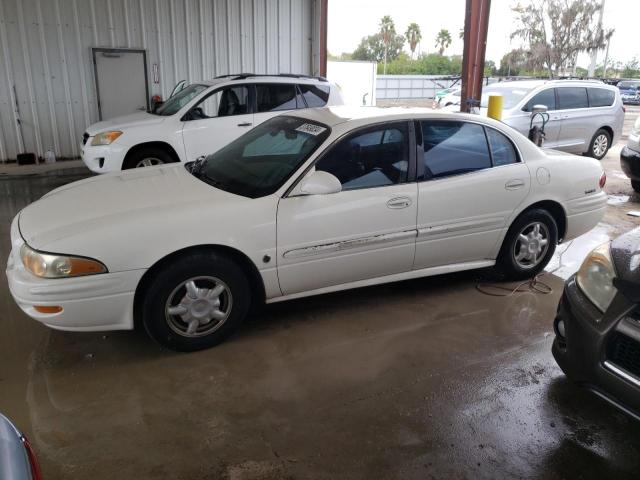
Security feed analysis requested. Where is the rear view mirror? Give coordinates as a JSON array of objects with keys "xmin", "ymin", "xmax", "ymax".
[{"xmin": 298, "ymin": 171, "xmax": 342, "ymax": 195}]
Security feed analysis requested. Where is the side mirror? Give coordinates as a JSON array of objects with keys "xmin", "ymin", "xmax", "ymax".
[
  {"xmin": 531, "ymin": 104, "xmax": 548, "ymax": 115},
  {"xmin": 298, "ymin": 171, "xmax": 342, "ymax": 195}
]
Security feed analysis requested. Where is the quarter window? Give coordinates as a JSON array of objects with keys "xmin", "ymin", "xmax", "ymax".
[
  {"xmin": 189, "ymin": 86, "xmax": 249, "ymax": 119},
  {"xmin": 557, "ymin": 87, "xmax": 588, "ymax": 110},
  {"xmin": 256, "ymin": 84, "xmax": 299, "ymax": 112},
  {"xmin": 486, "ymin": 128, "xmax": 518, "ymax": 166},
  {"xmin": 588, "ymin": 88, "xmax": 615, "ymax": 107},
  {"xmin": 298, "ymin": 84, "xmax": 330, "ymax": 108},
  {"xmin": 421, "ymin": 121, "xmax": 491, "ymax": 179},
  {"xmin": 523, "ymin": 89, "xmax": 556, "ymax": 111},
  {"xmin": 315, "ymin": 122, "xmax": 409, "ymax": 190}
]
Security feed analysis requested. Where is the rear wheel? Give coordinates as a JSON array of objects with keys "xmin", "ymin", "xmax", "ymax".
[
  {"xmin": 123, "ymin": 146, "xmax": 174, "ymax": 169},
  {"xmin": 497, "ymin": 209, "xmax": 558, "ymax": 280},
  {"xmin": 587, "ymin": 129, "xmax": 611, "ymax": 160},
  {"xmin": 141, "ymin": 252, "xmax": 250, "ymax": 352},
  {"xmin": 632, "ymin": 180, "xmax": 640, "ymax": 193}
]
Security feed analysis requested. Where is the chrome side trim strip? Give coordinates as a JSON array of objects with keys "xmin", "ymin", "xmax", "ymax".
[
  {"xmin": 418, "ymin": 217, "xmax": 504, "ymax": 238},
  {"xmin": 603, "ymin": 360, "xmax": 640, "ymax": 388},
  {"xmin": 283, "ymin": 230, "xmax": 417, "ymax": 259}
]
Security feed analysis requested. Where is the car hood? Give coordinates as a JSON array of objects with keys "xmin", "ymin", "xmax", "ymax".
[
  {"xmin": 85, "ymin": 111, "xmax": 166, "ymax": 135},
  {"xmin": 19, "ymin": 164, "xmax": 241, "ymax": 250},
  {"xmin": 611, "ymin": 227, "xmax": 640, "ymax": 285}
]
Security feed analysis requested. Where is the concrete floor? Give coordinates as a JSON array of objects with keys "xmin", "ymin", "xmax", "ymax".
[{"xmin": 2, "ymin": 109, "xmax": 640, "ymax": 479}]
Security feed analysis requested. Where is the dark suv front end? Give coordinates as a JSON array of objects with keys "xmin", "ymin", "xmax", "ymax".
[{"xmin": 553, "ymin": 229, "xmax": 640, "ymax": 419}]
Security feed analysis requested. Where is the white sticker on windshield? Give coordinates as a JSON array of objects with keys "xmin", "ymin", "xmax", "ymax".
[{"xmin": 295, "ymin": 123, "xmax": 327, "ymax": 136}]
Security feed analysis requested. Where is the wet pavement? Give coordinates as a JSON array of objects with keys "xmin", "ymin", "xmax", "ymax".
[{"xmin": 2, "ymin": 111, "xmax": 640, "ymax": 479}]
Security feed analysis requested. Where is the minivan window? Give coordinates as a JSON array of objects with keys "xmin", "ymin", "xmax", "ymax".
[
  {"xmin": 298, "ymin": 84, "xmax": 330, "ymax": 108},
  {"xmin": 197, "ymin": 116, "xmax": 330, "ymax": 198},
  {"xmin": 588, "ymin": 88, "xmax": 615, "ymax": 107},
  {"xmin": 315, "ymin": 122, "xmax": 409, "ymax": 190},
  {"xmin": 256, "ymin": 84, "xmax": 298, "ymax": 112},
  {"xmin": 155, "ymin": 84, "xmax": 208, "ymax": 116},
  {"xmin": 421, "ymin": 121, "xmax": 491, "ymax": 179},
  {"xmin": 557, "ymin": 87, "xmax": 588, "ymax": 110},
  {"xmin": 523, "ymin": 88, "xmax": 556, "ymax": 111}
]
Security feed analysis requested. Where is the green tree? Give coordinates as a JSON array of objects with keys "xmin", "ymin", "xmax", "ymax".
[
  {"xmin": 379, "ymin": 15, "xmax": 396, "ymax": 74},
  {"xmin": 352, "ymin": 33, "xmax": 405, "ymax": 64},
  {"xmin": 404, "ymin": 23, "xmax": 422, "ymax": 59},
  {"xmin": 435, "ymin": 29, "xmax": 452, "ymax": 55}
]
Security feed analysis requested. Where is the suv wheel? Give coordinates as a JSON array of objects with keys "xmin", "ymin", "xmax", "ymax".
[
  {"xmin": 588, "ymin": 129, "xmax": 611, "ymax": 160},
  {"xmin": 124, "ymin": 147, "xmax": 174, "ymax": 169}
]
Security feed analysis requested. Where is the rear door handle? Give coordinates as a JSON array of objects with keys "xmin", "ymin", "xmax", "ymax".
[
  {"xmin": 505, "ymin": 179, "xmax": 525, "ymax": 190},
  {"xmin": 237, "ymin": 122, "xmax": 252, "ymax": 127},
  {"xmin": 387, "ymin": 196, "xmax": 412, "ymax": 209}
]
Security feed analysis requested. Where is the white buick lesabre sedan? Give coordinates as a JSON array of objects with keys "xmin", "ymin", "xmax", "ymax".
[{"xmin": 7, "ymin": 107, "xmax": 607, "ymax": 351}]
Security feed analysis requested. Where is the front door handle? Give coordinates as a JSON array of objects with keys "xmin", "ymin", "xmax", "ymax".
[
  {"xmin": 387, "ymin": 196, "xmax": 412, "ymax": 209},
  {"xmin": 237, "ymin": 122, "xmax": 252, "ymax": 127},
  {"xmin": 505, "ymin": 179, "xmax": 525, "ymax": 190}
]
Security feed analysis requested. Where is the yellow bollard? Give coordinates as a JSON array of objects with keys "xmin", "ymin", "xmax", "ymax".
[{"xmin": 487, "ymin": 94, "xmax": 503, "ymax": 121}]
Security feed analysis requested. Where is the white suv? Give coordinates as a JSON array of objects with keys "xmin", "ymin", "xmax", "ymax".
[{"xmin": 81, "ymin": 74, "xmax": 344, "ymax": 173}]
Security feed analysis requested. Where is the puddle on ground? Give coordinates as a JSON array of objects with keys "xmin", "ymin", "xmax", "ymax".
[
  {"xmin": 607, "ymin": 194, "xmax": 630, "ymax": 206},
  {"xmin": 546, "ymin": 223, "xmax": 614, "ymax": 280}
]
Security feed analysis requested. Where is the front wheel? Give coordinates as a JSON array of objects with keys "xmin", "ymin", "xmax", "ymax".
[
  {"xmin": 497, "ymin": 209, "xmax": 558, "ymax": 280},
  {"xmin": 123, "ymin": 146, "xmax": 174, "ymax": 169},
  {"xmin": 141, "ymin": 252, "xmax": 251, "ymax": 351},
  {"xmin": 587, "ymin": 129, "xmax": 611, "ymax": 160}
]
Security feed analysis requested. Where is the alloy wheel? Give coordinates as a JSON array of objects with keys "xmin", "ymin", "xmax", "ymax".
[
  {"xmin": 136, "ymin": 157, "xmax": 164, "ymax": 168},
  {"xmin": 513, "ymin": 222, "xmax": 550, "ymax": 269},
  {"xmin": 592, "ymin": 134, "xmax": 608, "ymax": 158}
]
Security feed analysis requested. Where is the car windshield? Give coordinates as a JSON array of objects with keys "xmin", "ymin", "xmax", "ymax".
[
  {"xmin": 192, "ymin": 116, "xmax": 331, "ymax": 198},
  {"xmin": 154, "ymin": 84, "xmax": 208, "ymax": 116},
  {"xmin": 480, "ymin": 85, "xmax": 534, "ymax": 108}
]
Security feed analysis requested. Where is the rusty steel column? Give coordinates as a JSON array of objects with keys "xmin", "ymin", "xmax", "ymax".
[
  {"xmin": 319, "ymin": 0, "xmax": 328, "ymax": 77},
  {"xmin": 460, "ymin": 0, "xmax": 491, "ymax": 113}
]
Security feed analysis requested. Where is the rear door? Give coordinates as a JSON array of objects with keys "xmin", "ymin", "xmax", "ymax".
[
  {"xmin": 555, "ymin": 87, "xmax": 590, "ymax": 153},
  {"xmin": 414, "ymin": 120, "xmax": 530, "ymax": 269},
  {"xmin": 181, "ymin": 85, "xmax": 253, "ymax": 159},
  {"xmin": 251, "ymin": 83, "xmax": 302, "ymax": 130}
]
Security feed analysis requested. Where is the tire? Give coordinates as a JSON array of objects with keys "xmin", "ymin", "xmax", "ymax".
[
  {"xmin": 497, "ymin": 209, "xmax": 558, "ymax": 281},
  {"xmin": 141, "ymin": 251, "xmax": 251, "ymax": 352},
  {"xmin": 587, "ymin": 129, "xmax": 611, "ymax": 160},
  {"xmin": 632, "ymin": 180, "xmax": 640, "ymax": 193},
  {"xmin": 123, "ymin": 146, "xmax": 175, "ymax": 169}
]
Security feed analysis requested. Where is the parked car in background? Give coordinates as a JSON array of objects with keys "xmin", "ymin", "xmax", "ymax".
[
  {"xmin": 442, "ymin": 79, "xmax": 624, "ymax": 160},
  {"xmin": 81, "ymin": 74, "xmax": 344, "ymax": 173},
  {"xmin": 0, "ymin": 413, "xmax": 42, "ymax": 480},
  {"xmin": 553, "ymin": 227, "xmax": 640, "ymax": 420},
  {"xmin": 9, "ymin": 107, "xmax": 606, "ymax": 351},
  {"xmin": 436, "ymin": 87, "xmax": 461, "ymax": 107},
  {"xmin": 620, "ymin": 115, "xmax": 640, "ymax": 192},
  {"xmin": 617, "ymin": 80, "xmax": 640, "ymax": 105}
]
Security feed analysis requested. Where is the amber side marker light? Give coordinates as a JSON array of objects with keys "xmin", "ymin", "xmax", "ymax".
[{"xmin": 34, "ymin": 305, "xmax": 63, "ymax": 314}]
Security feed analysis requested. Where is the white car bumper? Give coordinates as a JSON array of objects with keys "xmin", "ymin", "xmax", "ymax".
[
  {"xmin": 6, "ymin": 244, "xmax": 145, "ymax": 332},
  {"xmin": 80, "ymin": 140, "xmax": 127, "ymax": 174}
]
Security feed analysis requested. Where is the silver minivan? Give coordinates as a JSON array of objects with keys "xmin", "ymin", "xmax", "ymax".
[{"xmin": 446, "ymin": 80, "xmax": 624, "ymax": 159}]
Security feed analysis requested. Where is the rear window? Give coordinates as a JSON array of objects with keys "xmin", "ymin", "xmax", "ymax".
[
  {"xmin": 557, "ymin": 87, "xmax": 588, "ymax": 110},
  {"xmin": 298, "ymin": 84, "xmax": 330, "ymax": 108},
  {"xmin": 588, "ymin": 88, "xmax": 615, "ymax": 107}
]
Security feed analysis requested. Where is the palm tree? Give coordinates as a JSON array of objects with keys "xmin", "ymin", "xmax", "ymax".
[
  {"xmin": 379, "ymin": 15, "xmax": 396, "ymax": 74},
  {"xmin": 405, "ymin": 23, "xmax": 422, "ymax": 59},
  {"xmin": 435, "ymin": 29, "xmax": 452, "ymax": 56}
]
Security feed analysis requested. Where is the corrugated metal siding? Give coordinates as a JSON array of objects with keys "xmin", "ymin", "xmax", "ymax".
[{"xmin": 0, "ymin": 0, "xmax": 320, "ymax": 162}]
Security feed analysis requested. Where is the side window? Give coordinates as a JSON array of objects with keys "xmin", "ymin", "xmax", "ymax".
[
  {"xmin": 256, "ymin": 84, "xmax": 298, "ymax": 112},
  {"xmin": 588, "ymin": 88, "xmax": 615, "ymax": 107},
  {"xmin": 523, "ymin": 89, "xmax": 556, "ymax": 112},
  {"xmin": 298, "ymin": 84, "xmax": 330, "ymax": 108},
  {"xmin": 190, "ymin": 86, "xmax": 249, "ymax": 119},
  {"xmin": 486, "ymin": 128, "xmax": 518, "ymax": 166},
  {"xmin": 315, "ymin": 122, "xmax": 409, "ymax": 190},
  {"xmin": 421, "ymin": 121, "xmax": 491, "ymax": 179},
  {"xmin": 557, "ymin": 87, "xmax": 588, "ymax": 110}
]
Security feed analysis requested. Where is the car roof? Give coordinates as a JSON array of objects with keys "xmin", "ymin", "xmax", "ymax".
[
  {"xmin": 200, "ymin": 74, "xmax": 329, "ymax": 87},
  {"xmin": 485, "ymin": 79, "xmax": 613, "ymax": 90}
]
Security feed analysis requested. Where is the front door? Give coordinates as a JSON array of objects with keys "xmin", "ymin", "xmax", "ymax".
[
  {"xmin": 414, "ymin": 120, "xmax": 530, "ymax": 269},
  {"xmin": 277, "ymin": 121, "xmax": 418, "ymax": 295},
  {"xmin": 509, "ymin": 87, "xmax": 562, "ymax": 148},
  {"xmin": 182, "ymin": 85, "xmax": 253, "ymax": 160}
]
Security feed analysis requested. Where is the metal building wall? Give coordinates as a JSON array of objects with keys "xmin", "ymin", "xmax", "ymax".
[{"xmin": 0, "ymin": 0, "xmax": 320, "ymax": 162}]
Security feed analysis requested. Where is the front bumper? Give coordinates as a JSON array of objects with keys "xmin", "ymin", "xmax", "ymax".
[
  {"xmin": 552, "ymin": 275, "xmax": 640, "ymax": 419},
  {"xmin": 80, "ymin": 139, "xmax": 127, "ymax": 174},
  {"xmin": 620, "ymin": 144, "xmax": 640, "ymax": 181}
]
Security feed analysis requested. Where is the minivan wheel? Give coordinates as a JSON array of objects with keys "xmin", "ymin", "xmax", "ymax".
[
  {"xmin": 123, "ymin": 147, "xmax": 174, "ymax": 169},
  {"xmin": 632, "ymin": 180, "xmax": 640, "ymax": 193},
  {"xmin": 588, "ymin": 129, "xmax": 611, "ymax": 160},
  {"xmin": 141, "ymin": 252, "xmax": 250, "ymax": 352},
  {"xmin": 497, "ymin": 209, "xmax": 558, "ymax": 280}
]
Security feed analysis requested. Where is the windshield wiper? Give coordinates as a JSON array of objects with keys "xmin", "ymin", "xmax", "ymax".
[{"xmin": 188, "ymin": 156, "xmax": 208, "ymax": 177}]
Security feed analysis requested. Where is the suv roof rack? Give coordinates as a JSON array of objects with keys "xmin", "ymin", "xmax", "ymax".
[{"xmin": 214, "ymin": 73, "xmax": 328, "ymax": 82}]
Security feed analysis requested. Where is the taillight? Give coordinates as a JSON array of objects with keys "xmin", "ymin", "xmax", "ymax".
[
  {"xmin": 599, "ymin": 171, "xmax": 607, "ymax": 189},
  {"xmin": 21, "ymin": 435, "xmax": 43, "ymax": 480}
]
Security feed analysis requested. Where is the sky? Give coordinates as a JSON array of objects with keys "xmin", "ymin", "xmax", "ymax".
[{"xmin": 328, "ymin": 0, "xmax": 639, "ymax": 68}]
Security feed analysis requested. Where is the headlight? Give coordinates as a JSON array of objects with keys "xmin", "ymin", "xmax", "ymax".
[
  {"xmin": 20, "ymin": 244, "xmax": 107, "ymax": 278},
  {"xmin": 91, "ymin": 130, "xmax": 122, "ymax": 146},
  {"xmin": 576, "ymin": 242, "xmax": 618, "ymax": 313}
]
